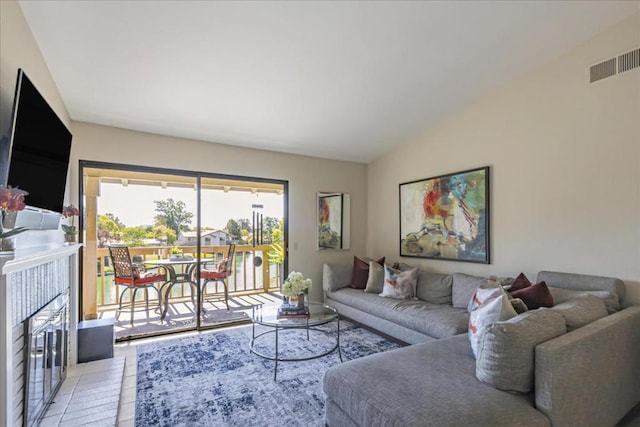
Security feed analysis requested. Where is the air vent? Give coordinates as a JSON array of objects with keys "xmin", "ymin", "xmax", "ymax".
[
  {"xmin": 618, "ymin": 48, "xmax": 640, "ymax": 73},
  {"xmin": 589, "ymin": 47, "xmax": 640, "ymax": 84},
  {"xmin": 590, "ymin": 58, "xmax": 616, "ymax": 83}
]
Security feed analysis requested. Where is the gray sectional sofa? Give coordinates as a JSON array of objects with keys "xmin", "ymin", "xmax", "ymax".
[{"xmin": 322, "ymin": 263, "xmax": 640, "ymax": 427}]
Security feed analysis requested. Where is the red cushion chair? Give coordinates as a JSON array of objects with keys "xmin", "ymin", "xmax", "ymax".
[
  {"xmin": 108, "ymin": 246, "xmax": 165, "ymax": 325},
  {"xmin": 200, "ymin": 245, "xmax": 236, "ymax": 311}
]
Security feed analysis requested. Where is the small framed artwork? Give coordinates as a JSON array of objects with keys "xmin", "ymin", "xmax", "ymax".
[
  {"xmin": 399, "ymin": 166, "xmax": 490, "ymax": 263},
  {"xmin": 318, "ymin": 193, "xmax": 349, "ymax": 250}
]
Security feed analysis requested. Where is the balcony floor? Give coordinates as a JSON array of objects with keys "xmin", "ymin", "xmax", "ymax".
[{"xmin": 98, "ymin": 291, "xmax": 283, "ymax": 340}]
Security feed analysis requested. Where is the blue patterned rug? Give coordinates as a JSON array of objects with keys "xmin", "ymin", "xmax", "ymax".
[{"xmin": 135, "ymin": 321, "xmax": 401, "ymax": 426}]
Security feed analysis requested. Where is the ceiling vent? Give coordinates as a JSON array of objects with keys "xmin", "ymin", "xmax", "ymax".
[{"xmin": 589, "ymin": 47, "xmax": 640, "ymax": 83}]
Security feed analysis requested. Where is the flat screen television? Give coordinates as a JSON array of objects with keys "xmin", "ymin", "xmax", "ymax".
[{"xmin": 6, "ymin": 69, "xmax": 72, "ymax": 214}]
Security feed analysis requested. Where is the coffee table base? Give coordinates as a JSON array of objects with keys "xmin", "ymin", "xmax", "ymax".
[{"xmin": 250, "ymin": 319, "xmax": 343, "ymax": 380}]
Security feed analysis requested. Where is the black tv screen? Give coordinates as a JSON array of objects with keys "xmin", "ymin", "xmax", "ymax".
[{"xmin": 7, "ymin": 69, "xmax": 72, "ymax": 213}]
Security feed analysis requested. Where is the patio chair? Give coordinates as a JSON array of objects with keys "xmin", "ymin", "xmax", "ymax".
[
  {"xmin": 200, "ymin": 244, "xmax": 236, "ymax": 311},
  {"xmin": 108, "ymin": 246, "xmax": 165, "ymax": 325}
]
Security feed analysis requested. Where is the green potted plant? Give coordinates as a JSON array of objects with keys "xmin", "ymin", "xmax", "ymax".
[{"xmin": 62, "ymin": 204, "xmax": 80, "ymax": 243}]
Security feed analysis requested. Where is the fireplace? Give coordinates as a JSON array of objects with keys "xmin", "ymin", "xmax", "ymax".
[{"xmin": 23, "ymin": 291, "xmax": 69, "ymax": 426}]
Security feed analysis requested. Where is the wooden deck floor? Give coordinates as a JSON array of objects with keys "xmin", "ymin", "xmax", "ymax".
[{"xmin": 97, "ymin": 291, "xmax": 283, "ymax": 340}]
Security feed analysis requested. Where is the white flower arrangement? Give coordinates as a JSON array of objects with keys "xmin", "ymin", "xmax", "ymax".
[{"xmin": 281, "ymin": 271, "xmax": 312, "ymax": 297}]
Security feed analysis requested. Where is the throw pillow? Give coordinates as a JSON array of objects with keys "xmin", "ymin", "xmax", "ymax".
[
  {"xmin": 350, "ymin": 256, "xmax": 385, "ymax": 289},
  {"xmin": 467, "ymin": 279, "xmax": 502, "ymax": 312},
  {"xmin": 468, "ymin": 286, "xmax": 517, "ymax": 358},
  {"xmin": 475, "ymin": 309, "xmax": 567, "ymax": 393},
  {"xmin": 509, "ymin": 272, "xmax": 532, "ymax": 292},
  {"xmin": 510, "ymin": 281, "xmax": 554, "ymax": 309},
  {"xmin": 379, "ymin": 265, "xmax": 419, "ymax": 299},
  {"xmin": 323, "ymin": 263, "xmax": 352, "ymax": 292},
  {"xmin": 364, "ymin": 261, "xmax": 385, "ymax": 293},
  {"xmin": 510, "ymin": 298, "xmax": 529, "ymax": 314}
]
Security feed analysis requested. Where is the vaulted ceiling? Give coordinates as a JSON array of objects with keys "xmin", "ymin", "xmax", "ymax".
[{"xmin": 19, "ymin": 1, "xmax": 639, "ymax": 163}]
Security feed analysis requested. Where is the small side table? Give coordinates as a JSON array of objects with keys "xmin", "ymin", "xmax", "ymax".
[{"xmin": 78, "ymin": 318, "xmax": 114, "ymax": 363}]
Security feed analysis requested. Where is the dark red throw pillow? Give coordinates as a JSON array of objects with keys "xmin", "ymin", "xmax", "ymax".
[
  {"xmin": 350, "ymin": 256, "xmax": 385, "ymax": 289},
  {"xmin": 510, "ymin": 281, "xmax": 554, "ymax": 309},
  {"xmin": 509, "ymin": 272, "xmax": 532, "ymax": 292}
]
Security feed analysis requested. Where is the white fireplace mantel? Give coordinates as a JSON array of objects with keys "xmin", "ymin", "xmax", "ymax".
[{"xmin": 0, "ymin": 243, "xmax": 81, "ymax": 427}]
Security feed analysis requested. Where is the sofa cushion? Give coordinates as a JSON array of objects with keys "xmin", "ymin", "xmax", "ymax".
[
  {"xmin": 548, "ymin": 286, "xmax": 619, "ymax": 314},
  {"xmin": 551, "ymin": 294, "xmax": 608, "ymax": 331},
  {"xmin": 536, "ymin": 270, "xmax": 625, "ymax": 311},
  {"xmin": 468, "ymin": 286, "xmax": 517, "ymax": 358},
  {"xmin": 350, "ymin": 256, "xmax": 385, "ymax": 289},
  {"xmin": 476, "ymin": 309, "xmax": 566, "ymax": 393},
  {"xmin": 415, "ymin": 271, "xmax": 453, "ymax": 304},
  {"xmin": 452, "ymin": 273, "xmax": 486, "ymax": 308},
  {"xmin": 323, "ymin": 334, "xmax": 551, "ymax": 427},
  {"xmin": 364, "ymin": 261, "xmax": 385, "ymax": 293},
  {"xmin": 510, "ymin": 281, "xmax": 554, "ymax": 309},
  {"xmin": 327, "ymin": 288, "xmax": 468, "ymax": 339},
  {"xmin": 380, "ymin": 265, "xmax": 419, "ymax": 299}
]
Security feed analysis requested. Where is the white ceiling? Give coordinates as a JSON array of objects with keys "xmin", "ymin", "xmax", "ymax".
[{"xmin": 18, "ymin": 1, "xmax": 639, "ymax": 163}]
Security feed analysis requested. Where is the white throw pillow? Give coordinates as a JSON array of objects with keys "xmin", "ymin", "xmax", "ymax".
[
  {"xmin": 468, "ymin": 286, "xmax": 517, "ymax": 358},
  {"xmin": 467, "ymin": 279, "xmax": 502, "ymax": 312},
  {"xmin": 364, "ymin": 261, "xmax": 385, "ymax": 293},
  {"xmin": 379, "ymin": 265, "xmax": 419, "ymax": 299}
]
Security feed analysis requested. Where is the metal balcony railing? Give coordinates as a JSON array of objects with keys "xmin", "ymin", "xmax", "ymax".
[{"xmin": 95, "ymin": 244, "xmax": 281, "ymax": 309}]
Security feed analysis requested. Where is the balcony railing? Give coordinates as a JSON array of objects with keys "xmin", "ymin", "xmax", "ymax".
[{"xmin": 95, "ymin": 244, "xmax": 281, "ymax": 309}]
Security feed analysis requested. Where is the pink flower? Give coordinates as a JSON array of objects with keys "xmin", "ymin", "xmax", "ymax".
[
  {"xmin": 0, "ymin": 186, "xmax": 28, "ymax": 212},
  {"xmin": 62, "ymin": 205, "xmax": 80, "ymax": 218}
]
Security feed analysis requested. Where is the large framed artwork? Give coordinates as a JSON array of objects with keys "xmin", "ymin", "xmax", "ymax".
[{"xmin": 399, "ymin": 166, "xmax": 490, "ymax": 263}]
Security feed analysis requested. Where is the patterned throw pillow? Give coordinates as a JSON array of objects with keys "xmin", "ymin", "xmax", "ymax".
[
  {"xmin": 364, "ymin": 261, "xmax": 385, "ymax": 293},
  {"xmin": 350, "ymin": 256, "xmax": 385, "ymax": 289},
  {"xmin": 468, "ymin": 284, "xmax": 517, "ymax": 358},
  {"xmin": 467, "ymin": 279, "xmax": 502, "ymax": 312},
  {"xmin": 379, "ymin": 265, "xmax": 419, "ymax": 299}
]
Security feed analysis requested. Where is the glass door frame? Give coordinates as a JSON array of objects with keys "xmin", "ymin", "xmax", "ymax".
[{"xmin": 78, "ymin": 159, "xmax": 289, "ymax": 335}]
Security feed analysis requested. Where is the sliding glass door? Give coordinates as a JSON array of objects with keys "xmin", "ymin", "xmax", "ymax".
[{"xmin": 80, "ymin": 161, "xmax": 287, "ymax": 341}]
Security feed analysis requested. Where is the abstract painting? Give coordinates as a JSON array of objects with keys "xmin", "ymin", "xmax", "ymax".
[
  {"xmin": 399, "ymin": 166, "xmax": 490, "ymax": 263},
  {"xmin": 318, "ymin": 193, "xmax": 343, "ymax": 249}
]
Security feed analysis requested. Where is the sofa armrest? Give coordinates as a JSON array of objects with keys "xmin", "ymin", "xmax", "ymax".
[
  {"xmin": 535, "ymin": 305, "xmax": 640, "ymax": 427},
  {"xmin": 323, "ymin": 263, "xmax": 352, "ymax": 292}
]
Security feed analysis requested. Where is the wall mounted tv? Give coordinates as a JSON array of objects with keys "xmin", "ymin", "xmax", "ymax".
[{"xmin": 6, "ymin": 69, "xmax": 72, "ymax": 214}]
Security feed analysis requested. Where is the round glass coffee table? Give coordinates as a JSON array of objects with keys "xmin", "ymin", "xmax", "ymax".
[{"xmin": 250, "ymin": 301, "xmax": 343, "ymax": 380}]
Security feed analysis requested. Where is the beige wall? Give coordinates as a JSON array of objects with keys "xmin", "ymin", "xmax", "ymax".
[
  {"xmin": 367, "ymin": 13, "xmax": 640, "ymax": 304},
  {"xmin": 0, "ymin": 0, "xmax": 70, "ymax": 142},
  {"xmin": 0, "ymin": 0, "xmax": 70, "ymax": 247},
  {"xmin": 70, "ymin": 122, "xmax": 367, "ymax": 300}
]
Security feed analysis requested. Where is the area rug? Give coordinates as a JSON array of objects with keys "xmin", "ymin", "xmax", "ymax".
[{"xmin": 135, "ymin": 321, "xmax": 401, "ymax": 426}]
